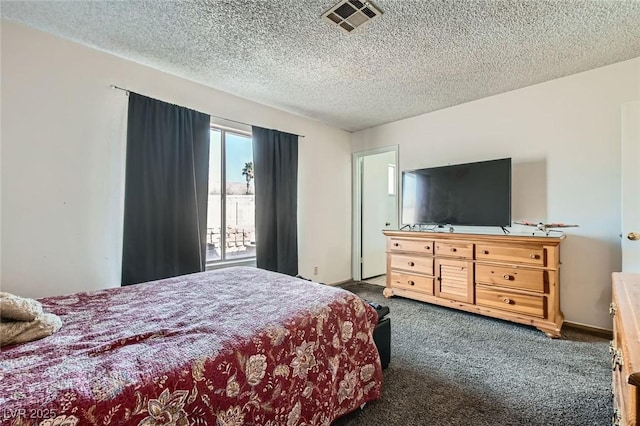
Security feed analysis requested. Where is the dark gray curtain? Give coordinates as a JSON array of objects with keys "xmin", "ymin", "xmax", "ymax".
[
  {"xmin": 252, "ymin": 126, "xmax": 298, "ymax": 276},
  {"xmin": 121, "ymin": 93, "xmax": 210, "ymax": 286}
]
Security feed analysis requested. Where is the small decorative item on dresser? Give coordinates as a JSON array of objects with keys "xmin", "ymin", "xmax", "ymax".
[
  {"xmin": 514, "ymin": 220, "xmax": 579, "ymax": 236},
  {"xmin": 610, "ymin": 272, "xmax": 640, "ymax": 426}
]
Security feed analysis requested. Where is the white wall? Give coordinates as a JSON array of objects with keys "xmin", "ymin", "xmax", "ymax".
[
  {"xmin": 1, "ymin": 20, "xmax": 352, "ymax": 297},
  {"xmin": 352, "ymin": 57, "xmax": 640, "ymax": 330}
]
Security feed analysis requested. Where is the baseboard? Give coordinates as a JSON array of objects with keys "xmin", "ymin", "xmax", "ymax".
[
  {"xmin": 363, "ymin": 281, "xmax": 386, "ymax": 287},
  {"xmin": 328, "ymin": 278, "xmax": 354, "ymax": 287},
  {"xmin": 563, "ymin": 321, "xmax": 612, "ymax": 339},
  {"xmin": 330, "ymin": 278, "xmax": 387, "ymax": 287}
]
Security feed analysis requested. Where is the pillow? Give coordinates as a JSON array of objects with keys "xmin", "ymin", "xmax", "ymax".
[
  {"xmin": 0, "ymin": 313, "xmax": 63, "ymax": 347},
  {"xmin": 0, "ymin": 292, "xmax": 44, "ymax": 321}
]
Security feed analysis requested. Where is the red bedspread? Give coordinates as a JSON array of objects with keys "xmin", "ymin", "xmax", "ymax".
[{"xmin": 0, "ymin": 267, "xmax": 382, "ymax": 425}]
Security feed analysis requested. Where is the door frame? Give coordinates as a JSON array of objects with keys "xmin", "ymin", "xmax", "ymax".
[
  {"xmin": 352, "ymin": 145, "xmax": 399, "ymax": 282},
  {"xmin": 621, "ymin": 100, "xmax": 640, "ymax": 272}
]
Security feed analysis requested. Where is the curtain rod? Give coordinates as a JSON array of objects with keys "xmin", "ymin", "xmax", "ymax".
[{"xmin": 110, "ymin": 85, "xmax": 305, "ymax": 138}]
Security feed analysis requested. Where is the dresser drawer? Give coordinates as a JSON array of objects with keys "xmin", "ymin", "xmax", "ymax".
[
  {"xmin": 389, "ymin": 272, "xmax": 434, "ymax": 295},
  {"xmin": 612, "ymin": 366, "xmax": 627, "ymax": 426},
  {"xmin": 476, "ymin": 285, "xmax": 546, "ymax": 318},
  {"xmin": 476, "ymin": 243, "xmax": 544, "ymax": 266},
  {"xmin": 612, "ymin": 342, "xmax": 636, "ymax": 426},
  {"xmin": 475, "ymin": 264, "xmax": 545, "ymax": 293},
  {"xmin": 612, "ymin": 299, "xmax": 640, "ymax": 426},
  {"xmin": 611, "ymin": 273, "xmax": 640, "ymax": 426},
  {"xmin": 435, "ymin": 241, "xmax": 473, "ymax": 259},
  {"xmin": 390, "ymin": 254, "xmax": 433, "ymax": 275},
  {"xmin": 389, "ymin": 238, "xmax": 434, "ymax": 254}
]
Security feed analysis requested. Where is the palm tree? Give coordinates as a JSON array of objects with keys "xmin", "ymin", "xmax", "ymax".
[{"xmin": 241, "ymin": 161, "xmax": 254, "ymax": 194}]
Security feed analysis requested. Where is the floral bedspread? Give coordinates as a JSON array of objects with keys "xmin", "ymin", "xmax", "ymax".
[{"xmin": 0, "ymin": 267, "xmax": 382, "ymax": 425}]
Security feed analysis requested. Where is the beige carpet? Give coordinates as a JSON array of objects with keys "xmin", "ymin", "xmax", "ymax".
[{"xmin": 335, "ymin": 281, "xmax": 611, "ymax": 426}]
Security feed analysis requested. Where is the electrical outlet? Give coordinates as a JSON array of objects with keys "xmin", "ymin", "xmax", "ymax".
[{"xmin": 313, "ymin": 266, "xmax": 318, "ymax": 275}]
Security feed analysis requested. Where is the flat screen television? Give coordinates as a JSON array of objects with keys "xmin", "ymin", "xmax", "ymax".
[{"xmin": 401, "ymin": 158, "xmax": 511, "ymax": 227}]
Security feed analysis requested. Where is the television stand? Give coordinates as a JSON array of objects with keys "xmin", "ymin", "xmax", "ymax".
[
  {"xmin": 501, "ymin": 226, "xmax": 510, "ymax": 234},
  {"xmin": 382, "ymin": 230, "xmax": 564, "ymax": 337}
]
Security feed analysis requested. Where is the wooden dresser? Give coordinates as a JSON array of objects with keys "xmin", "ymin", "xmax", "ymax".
[
  {"xmin": 611, "ymin": 272, "xmax": 640, "ymax": 426},
  {"xmin": 382, "ymin": 230, "xmax": 564, "ymax": 337}
]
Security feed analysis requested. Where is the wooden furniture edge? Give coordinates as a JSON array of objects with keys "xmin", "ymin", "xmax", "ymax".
[
  {"xmin": 383, "ymin": 230, "xmax": 564, "ymax": 245},
  {"xmin": 613, "ymin": 272, "xmax": 640, "ymax": 387}
]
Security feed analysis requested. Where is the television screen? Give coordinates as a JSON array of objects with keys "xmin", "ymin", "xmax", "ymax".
[{"xmin": 401, "ymin": 158, "xmax": 511, "ymax": 227}]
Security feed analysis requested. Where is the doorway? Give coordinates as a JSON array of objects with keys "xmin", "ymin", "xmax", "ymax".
[
  {"xmin": 352, "ymin": 146, "xmax": 399, "ymax": 282},
  {"xmin": 622, "ymin": 101, "xmax": 640, "ymax": 272}
]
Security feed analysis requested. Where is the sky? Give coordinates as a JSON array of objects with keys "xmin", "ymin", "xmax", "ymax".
[
  {"xmin": 225, "ymin": 132, "xmax": 253, "ymax": 183},
  {"xmin": 209, "ymin": 130, "xmax": 253, "ymax": 185}
]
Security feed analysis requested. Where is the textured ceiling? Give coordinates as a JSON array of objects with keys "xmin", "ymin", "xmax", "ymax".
[{"xmin": 2, "ymin": 0, "xmax": 640, "ymax": 132}]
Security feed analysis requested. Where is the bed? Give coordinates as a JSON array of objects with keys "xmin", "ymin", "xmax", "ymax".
[{"xmin": 0, "ymin": 266, "xmax": 382, "ymax": 425}]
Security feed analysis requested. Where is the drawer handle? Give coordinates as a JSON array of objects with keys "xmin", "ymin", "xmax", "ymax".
[
  {"xmin": 425, "ymin": 245, "xmax": 431, "ymax": 250},
  {"xmin": 482, "ymin": 250, "xmax": 489, "ymax": 255},
  {"xmin": 502, "ymin": 297, "xmax": 512, "ymax": 304},
  {"xmin": 609, "ymin": 302, "xmax": 616, "ymax": 316},
  {"xmin": 529, "ymin": 254, "xmax": 539, "ymax": 259},
  {"xmin": 612, "ymin": 349, "xmax": 623, "ymax": 370},
  {"xmin": 408, "ymin": 280, "xmax": 415, "ymax": 286},
  {"xmin": 393, "ymin": 243, "xmax": 400, "ymax": 247},
  {"xmin": 613, "ymin": 408, "xmax": 621, "ymax": 426},
  {"xmin": 450, "ymin": 248, "xmax": 457, "ymax": 252},
  {"xmin": 503, "ymin": 274, "xmax": 513, "ymax": 280},
  {"xmin": 408, "ymin": 261, "xmax": 415, "ymax": 267}
]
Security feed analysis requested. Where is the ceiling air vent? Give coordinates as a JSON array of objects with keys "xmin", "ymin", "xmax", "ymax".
[{"xmin": 323, "ymin": 0, "xmax": 382, "ymax": 34}]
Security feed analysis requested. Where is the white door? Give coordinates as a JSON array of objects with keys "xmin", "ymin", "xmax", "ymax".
[
  {"xmin": 361, "ymin": 151, "xmax": 397, "ymax": 279},
  {"xmin": 622, "ymin": 101, "xmax": 640, "ymax": 272}
]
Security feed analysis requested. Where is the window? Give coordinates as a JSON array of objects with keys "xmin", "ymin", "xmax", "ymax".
[{"xmin": 206, "ymin": 127, "xmax": 255, "ymax": 263}]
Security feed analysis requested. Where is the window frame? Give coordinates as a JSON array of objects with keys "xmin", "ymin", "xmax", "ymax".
[{"xmin": 206, "ymin": 124, "xmax": 256, "ymax": 269}]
